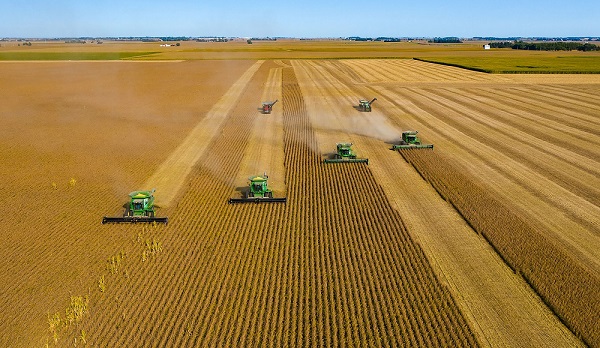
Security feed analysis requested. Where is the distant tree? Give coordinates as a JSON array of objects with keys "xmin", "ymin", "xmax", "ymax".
[
  {"xmin": 489, "ymin": 41, "xmax": 513, "ymax": 48},
  {"xmin": 430, "ymin": 37, "xmax": 462, "ymax": 43},
  {"xmin": 511, "ymin": 40, "xmax": 597, "ymax": 51},
  {"xmin": 579, "ymin": 43, "xmax": 600, "ymax": 51}
]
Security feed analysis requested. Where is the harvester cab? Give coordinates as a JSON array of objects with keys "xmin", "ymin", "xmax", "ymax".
[
  {"xmin": 262, "ymin": 99, "xmax": 278, "ymax": 114},
  {"xmin": 357, "ymin": 98, "xmax": 377, "ymax": 112},
  {"xmin": 229, "ymin": 174, "xmax": 287, "ymax": 204},
  {"xmin": 324, "ymin": 143, "xmax": 369, "ymax": 164},
  {"xmin": 128, "ymin": 190, "xmax": 154, "ymax": 217},
  {"xmin": 102, "ymin": 189, "xmax": 168, "ymax": 224},
  {"xmin": 392, "ymin": 130, "xmax": 434, "ymax": 150}
]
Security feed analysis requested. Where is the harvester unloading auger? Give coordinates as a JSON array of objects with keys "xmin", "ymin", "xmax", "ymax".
[
  {"xmin": 262, "ymin": 99, "xmax": 278, "ymax": 114},
  {"xmin": 102, "ymin": 189, "xmax": 168, "ymax": 224},
  {"xmin": 357, "ymin": 98, "xmax": 377, "ymax": 112},
  {"xmin": 392, "ymin": 131, "xmax": 434, "ymax": 150},
  {"xmin": 324, "ymin": 143, "xmax": 369, "ymax": 164},
  {"xmin": 229, "ymin": 174, "xmax": 286, "ymax": 204}
]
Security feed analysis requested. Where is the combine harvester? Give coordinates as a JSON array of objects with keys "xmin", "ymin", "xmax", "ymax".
[
  {"xmin": 102, "ymin": 189, "xmax": 168, "ymax": 224},
  {"xmin": 261, "ymin": 100, "xmax": 278, "ymax": 114},
  {"xmin": 229, "ymin": 174, "xmax": 286, "ymax": 204},
  {"xmin": 357, "ymin": 98, "xmax": 377, "ymax": 112},
  {"xmin": 392, "ymin": 130, "xmax": 434, "ymax": 150},
  {"xmin": 324, "ymin": 143, "xmax": 369, "ymax": 164}
]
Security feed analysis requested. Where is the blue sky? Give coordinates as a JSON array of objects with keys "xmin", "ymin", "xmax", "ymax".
[{"xmin": 1, "ymin": 0, "xmax": 598, "ymax": 38}]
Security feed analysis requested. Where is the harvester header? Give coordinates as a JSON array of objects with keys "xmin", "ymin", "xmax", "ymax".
[
  {"xmin": 392, "ymin": 130, "xmax": 434, "ymax": 150},
  {"xmin": 102, "ymin": 189, "xmax": 168, "ymax": 224}
]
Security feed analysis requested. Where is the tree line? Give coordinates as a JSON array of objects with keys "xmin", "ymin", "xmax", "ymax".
[
  {"xmin": 489, "ymin": 41, "xmax": 600, "ymax": 51},
  {"xmin": 430, "ymin": 37, "xmax": 462, "ymax": 43}
]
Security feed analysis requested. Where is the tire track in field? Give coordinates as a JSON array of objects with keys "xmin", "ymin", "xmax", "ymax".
[
  {"xmin": 342, "ymin": 59, "xmax": 505, "ymax": 84},
  {"xmin": 401, "ymin": 86, "xmax": 600, "ymax": 207},
  {"xmin": 460, "ymin": 87, "xmax": 600, "ymax": 151},
  {"xmin": 512, "ymin": 86, "xmax": 600, "ymax": 118},
  {"xmin": 144, "ymin": 60, "xmax": 264, "ymax": 207},
  {"xmin": 495, "ymin": 86, "xmax": 600, "ymax": 129},
  {"xmin": 542, "ymin": 84, "xmax": 600, "ymax": 106},
  {"xmin": 433, "ymin": 87, "xmax": 600, "ymax": 172},
  {"xmin": 373, "ymin": 85, "xmax": 600, "ymax": 272}
]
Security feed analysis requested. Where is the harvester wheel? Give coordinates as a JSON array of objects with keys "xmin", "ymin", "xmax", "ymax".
[{"xmin": 266, "ymin": 192, "xmax": 273, "ymax": 198}]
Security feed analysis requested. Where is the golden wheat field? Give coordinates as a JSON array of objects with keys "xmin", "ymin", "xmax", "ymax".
[{"xmin": 0, "ymin": 43, "xmax": 599, "ymax": 347}]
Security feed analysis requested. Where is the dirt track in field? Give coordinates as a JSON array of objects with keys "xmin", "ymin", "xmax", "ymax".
[{"xmin": 1, "ymin": 56, "xmax": 598, "ymax": 347}]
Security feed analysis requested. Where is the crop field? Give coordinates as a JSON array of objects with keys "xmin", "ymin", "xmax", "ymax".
[{"xmin": 0, "ymin": 43, "xmax": 598, "ymax": 347}]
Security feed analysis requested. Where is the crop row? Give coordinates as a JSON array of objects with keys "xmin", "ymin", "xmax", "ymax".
[
  {"xmin": 399, "ymin": 148, "xmax": 600, "ymax": 347},
  {"xmin": 76, "ymin": 62, "xmax": 479, "ymax": 347}
]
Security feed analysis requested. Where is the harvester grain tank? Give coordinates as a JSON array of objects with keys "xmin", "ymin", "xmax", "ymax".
[
  {"xmin": 357, "ymin": 98, "xmax": 377, "ymax": 112},
  {"xmin": 324, "ymin": 143, "xmax": 369, "ymax": 164},
  {"xmin": 392, "ymin": 130, "xmax": 434, "ymax": 150},
  {"xmin": 262, "ymin": 100, "xmax": 278, "ymax": 114},
  {"xmin": 102, "ymin": 189, "xmax": 168, "ymax": 224},
  {"xmin": 229, "ymin": 174, "xmax": 286, "ymax": 203}
]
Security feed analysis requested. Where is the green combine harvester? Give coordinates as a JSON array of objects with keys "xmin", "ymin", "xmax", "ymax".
[
  {"xmin": 392, "ymin": 130, "xmax": 434, "ymax": 150},
  {"xmin": 102, "ymin": 189, "xmax": 168, "ymax": 224},
  {"xmin": 324, "ymin": 143, "xmax": 369, "ymax": 164},
  {"xmin": 229, "ymin": 174, "xmax": 287, "ymax": 204},
  {"xmin": 357, "ymin": 98, "xmax": 377, "ymax": 112}
]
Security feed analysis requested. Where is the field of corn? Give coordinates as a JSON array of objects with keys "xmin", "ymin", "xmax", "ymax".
[{"xmin": 0, "ymin": 52, "xmax": 598, "ymax": 347}]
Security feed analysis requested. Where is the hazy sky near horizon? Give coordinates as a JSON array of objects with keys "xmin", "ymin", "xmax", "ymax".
[{"xmin": 1, "ymin": 0, "xmax": 598, "ymax": 38}]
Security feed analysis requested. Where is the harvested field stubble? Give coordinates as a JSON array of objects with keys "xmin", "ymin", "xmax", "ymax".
[
  {"xmin": 399, "ymin": 149, "xmax": 600, "ymax": 347},
  {"xmin": 0, "ymin": 60, "xmax": 254, "ymax": 346}
]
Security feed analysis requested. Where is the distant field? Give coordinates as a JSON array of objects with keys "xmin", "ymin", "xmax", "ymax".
[
  {"xmin": 0, "ymin": 51, "xmax": 157, "ymax": 60},
  {"xmin": 416, "ymin": 56, "xmax": 600, "ymax": 73},
  {"xmin": 1, "ymin": 41, "xmax": 599, "ymax": 73}
]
